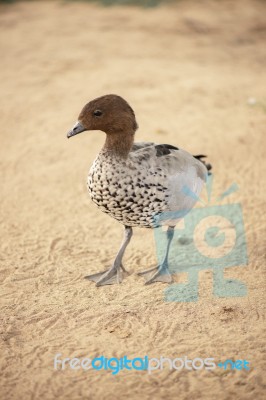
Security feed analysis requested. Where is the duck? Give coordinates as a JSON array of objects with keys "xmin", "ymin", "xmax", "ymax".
[{"xmin": 67, "ymin": 94, "xmax": 211, "ymax": 286}]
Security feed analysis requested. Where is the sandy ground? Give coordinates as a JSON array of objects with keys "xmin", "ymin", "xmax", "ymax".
[{"xmin": 0, "ymin": 0, "xmax": 266, "ymax": 399}]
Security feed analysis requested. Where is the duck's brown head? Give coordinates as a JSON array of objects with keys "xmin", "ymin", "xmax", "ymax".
[{"xmin": 67, "ymin": 94, "xmax": 138, "ymax": 139}]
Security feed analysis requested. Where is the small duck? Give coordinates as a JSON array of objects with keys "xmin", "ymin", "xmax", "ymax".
[{"xmin": 67, "ymin": 94, "xmax": 211, "ymax": 286}]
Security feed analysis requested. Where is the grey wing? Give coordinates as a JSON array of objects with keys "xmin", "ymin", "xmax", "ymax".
[
  {"xmin": 129, "ymin": 143, "xmax": 208, "ymax": 223},
  {"xmin": 130, "ymin": 143, "xmax": 207, "ymax": 179}
]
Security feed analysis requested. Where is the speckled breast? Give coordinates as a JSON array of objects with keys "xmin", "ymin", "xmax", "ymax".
[{"xmin": 87, "ymin": 155, "xmax": 169, "ymax": 228}]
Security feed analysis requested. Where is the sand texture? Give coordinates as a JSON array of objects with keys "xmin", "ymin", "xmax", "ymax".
[{"xmin": 0, "ymin": 1, "xmax": 266, "ymax": 399}]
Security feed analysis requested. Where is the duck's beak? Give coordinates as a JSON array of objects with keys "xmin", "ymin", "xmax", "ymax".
[{"xmin": 67, "ymin": 121, "xmax": 86, "ymax": 138}]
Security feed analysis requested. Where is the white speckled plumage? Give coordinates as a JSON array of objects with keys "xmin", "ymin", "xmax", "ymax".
[{"xmin": 87, "ymin": 144, "xmax": 207, "ymax": 228}]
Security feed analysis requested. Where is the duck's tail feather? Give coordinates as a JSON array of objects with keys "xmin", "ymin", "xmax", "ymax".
[{"xmin": 194, "ymin": 154, "xmax": 212, "ymax": 175}]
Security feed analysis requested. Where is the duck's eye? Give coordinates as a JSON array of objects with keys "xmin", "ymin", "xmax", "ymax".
[{"xmin": 93, "ymin": 110, "xmax": 103, "ymax": 117}]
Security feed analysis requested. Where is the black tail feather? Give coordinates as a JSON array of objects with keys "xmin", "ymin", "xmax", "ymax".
[{"xmin": 194, "ymin": 154, "xmax": 212, "ymax": 175}]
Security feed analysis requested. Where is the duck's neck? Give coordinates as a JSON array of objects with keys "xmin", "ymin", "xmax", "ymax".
[{"xmin": 102, "ymin": 131, "xmax": 135, "ymax": 159}]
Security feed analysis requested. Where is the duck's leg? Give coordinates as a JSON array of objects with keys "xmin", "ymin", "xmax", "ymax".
[
  {"xmin": 85, "ymin": 226, "xmax": 133, "ymax": 286},
  {"xmin": 138, "ymin": 226, "xmax": 175, "ymax": 284}
]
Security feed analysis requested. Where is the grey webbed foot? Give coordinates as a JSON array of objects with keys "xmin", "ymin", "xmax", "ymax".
[
  {"xmin": 85, "ymin": 264, "xmax": 128, "ymax": 286},
  {"xmin": 85, "ymin": 226, "xmax": 132, "ymax": 287},
  {"xmin": 138, "ymin": 226, "xmax": 175, "ymax": 284},
  {"xmin": 137, "ymin": 263, "xmax": 172, "ymax": 284}
]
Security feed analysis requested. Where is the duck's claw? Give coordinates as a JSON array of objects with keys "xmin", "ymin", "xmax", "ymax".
[{"xmin": 137, "ymin": 265, "xmax": 172, "ymax": 284}]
